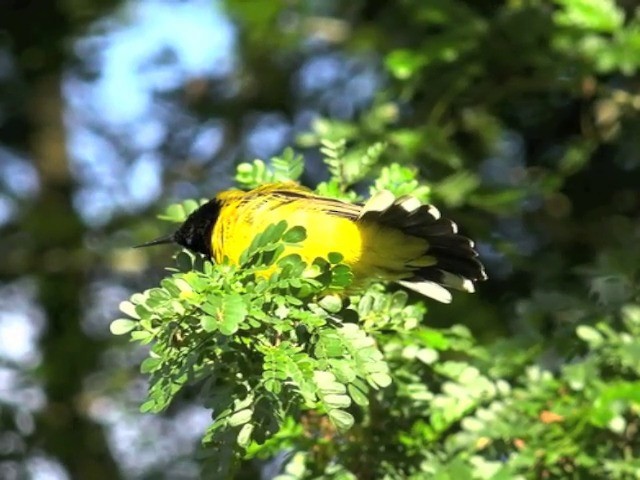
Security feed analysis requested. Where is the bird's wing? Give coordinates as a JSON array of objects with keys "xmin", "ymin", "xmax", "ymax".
[{"xmin": 256, "ymin": 185, "xmax": 362, "ymax": 220}]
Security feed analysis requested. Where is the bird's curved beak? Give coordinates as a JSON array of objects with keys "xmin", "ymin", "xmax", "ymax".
[{"xmin": 134, "ymin": 234, "xmax": 175, "ymax": 249}]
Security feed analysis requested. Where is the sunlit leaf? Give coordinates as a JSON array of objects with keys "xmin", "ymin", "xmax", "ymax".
[{"xmin": 110, "ymin": 318, "xmax": 137, "ymax": 335}]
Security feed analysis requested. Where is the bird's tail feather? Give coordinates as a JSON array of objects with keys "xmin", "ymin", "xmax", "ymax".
[{"xmin": 359, "ymin": 190, "xmax": 487, "ymax": 303}]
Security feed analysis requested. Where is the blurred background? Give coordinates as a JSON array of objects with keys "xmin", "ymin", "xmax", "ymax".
[{"xmin": 1, "ymin": 0, "xmax": 640, "ymax": 478}]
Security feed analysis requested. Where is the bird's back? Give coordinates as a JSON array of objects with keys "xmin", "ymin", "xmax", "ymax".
[
  {"xmin": 212, "ymin": 185, "xmax": 367, "ymax": 273},
  {"xmin": 210, "ymin": 184, "xmax": 474, "ymax": 300}
]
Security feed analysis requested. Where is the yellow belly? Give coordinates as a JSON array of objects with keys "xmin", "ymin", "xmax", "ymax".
[{"xmin": 211, "ymin": 199, "xmax": 427, "ymax": 282}]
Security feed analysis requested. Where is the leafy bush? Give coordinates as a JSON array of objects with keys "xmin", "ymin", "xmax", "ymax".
[
  {"xmin": 114, "ymin": 144, "xmax": 640, "ymax": 478},
  {"xmin": 113, "ymin": 1, "xmax": 640, "ymax": 477}
]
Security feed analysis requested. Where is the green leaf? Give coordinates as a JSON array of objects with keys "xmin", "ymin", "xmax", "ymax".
[
  {"xmin": 318, "ymin": 295, "xmax": 343, "ymax": 313},
  {"xmin": 330, "ymin": 265, "xmax": 353, "ymax": 289},
  {"xmin": 282, "ymin": 226, "xmax": 307, "ymax": 243},
  {"xmin": 235, "ymin": 159, "xmax": 269, "ymax": 189},
  {"xmin": 235, "ymin": 149, "xmax": 304, "ymax": 188},
  {"xmin": 110, "ymin": 318, "xmax": 137, "ymax": 335},
  {"xmin": 228, "ymin": 408, "xmax": 253, "ymax": 427},
  {"xmin": 371, "ymin": 164, "xmax": 431, "ymax": 200},
  {"xmin": 622, "ymin": 304, "xmax": 640, "ymax": 327},
  {"xmin": 347, "ymin": 383, "xmax": 369, "ymax": 407},
  {"xmin": 323, "ymin": 394, "xmax": 351, "ymax": 409},
  {"xmin": 140, "ymin": 357, "xmax": 162, "ymax": 373},
  {"xmin": 385, "ymin": 49, "xmax": 427, "ymax": 79},
  {"xmin": 314, "ymin": 371, "xmax": 346, "ymax": 394},
  {"xmin": 175, "ymin": 251, "xmax": 195, "ymax": 272},
  {"xmin": 201, "ymin": 314, "xmax": 218, "ymax": 333},
  {"xmin": 267, "ymin": 220, "xmax": 288, "ymax": 243},
  {"xmin": 271, "ymin": 148, "xmax": 305, "ymax": 181},
  {"xmin": 158, "ymin": 204, "xmax": 186, "ymax": 223},
  {"xmin": 119, "ymin": 301, "xmax": 139, "ymax": 319},
  {"xmin": 328, "ymin": 409, "xmax": 354, "ymax": 431},
  {"xmin": 576, "ymin": 325, "xmax": 604, "ymax": 346},
  {"xmin": 327, "ymin": 252, "xmax": 344, "ymax": 264},
  {"xmin": 200, "ymin": 294, "xmax": 248, "ymax": 335},
  {"xmin": 554, "ymin": 0, "xmax": 624, "ymax": 32},
  {"xmin": 330, "ymin": 360, "xmax": 357, "ymax": 384},
  {"xmin": 416, "ymin": 348, "xmax": 439, "ymax": 365},
  {"xmin": 369, "ymin": 372, "xmax": 392, "ymax": 388},
  {"xmin": 158, "ymin": 199, "xmax": 203, "ymax": 222},
  {"xmin": 130, "ymin": 330, "xmax": 152, "ymax": 343},
  {"xmin": 221, "ymin": 294, "xmax": 248, "ymax": 336},
  {"xmin": 140, "ymin": 399, "xmax": 157, "ymax": 413},
  {"xmin": 237, "ymin": 423, "xmax": 254, "ymax": 448}
]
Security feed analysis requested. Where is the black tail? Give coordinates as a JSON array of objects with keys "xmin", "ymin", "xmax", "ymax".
[{"xmin": 359, "ymin": 191, "xmax": 487, "ymax": 303}]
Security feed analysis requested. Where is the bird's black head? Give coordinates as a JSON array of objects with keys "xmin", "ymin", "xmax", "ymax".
[
  {"xmin": 172, "ymin": 199, "xmax": 221, "ymax": 257},
  {"xmin": 134, "ymin": 198, "xmax": 221, "ymax": 256}
]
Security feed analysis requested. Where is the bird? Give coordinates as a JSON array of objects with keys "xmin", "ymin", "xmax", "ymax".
[{"xmin": 136, "ymin": 182, "xmax": 487, "ymax": 303}]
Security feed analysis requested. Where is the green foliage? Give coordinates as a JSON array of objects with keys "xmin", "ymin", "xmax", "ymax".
[
  {"xmin": 116, "ymin": 148, "xmax": 401, "ymax": 475},
  {"xmin": 157, "ymin": 199, "xmax": 205, "ymax": 223},
  {"xmin": 236, "ymin": 148, "xmax": 304, "ymax": 189},
  {"xmin": 115, "ymin": 150, "xmax": 436, "ymax": 475},
  {"xmin": 371, "ymin": 164, "xmax": 431, "ymax": 202},
  {"xmin": 553, "ymin": 0, "xmax": 640, "ymax": 74},
  {"xmin": 118, "ymin": 142, "xmax": 640, "ymax": 478},
  {"xmin": 116, "ymin": 1, "xmax": 640, "ymax": 477},
  {"xmin": 314, "ymin": 139, "xmax": 386, "ymax": 201}
]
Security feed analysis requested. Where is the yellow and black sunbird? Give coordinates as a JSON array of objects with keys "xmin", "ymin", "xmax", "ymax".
[{"xmin": 137, "ymin": 183, "xmax": 487, "ymax": 303}]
